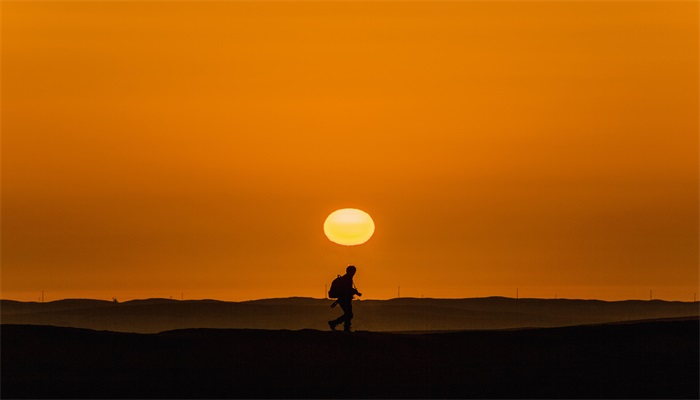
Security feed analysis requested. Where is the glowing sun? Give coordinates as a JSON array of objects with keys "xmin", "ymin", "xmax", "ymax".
[{"xmin": 323, "ymin": 208, "xmax": 375, "ymax": 246}]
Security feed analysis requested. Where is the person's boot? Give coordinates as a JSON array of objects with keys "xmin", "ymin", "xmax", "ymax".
[
  {"xmin": 328, "ymin": 321, "xmax": 337, "ymax": 331},
  {"xmin": 343, "ymin": 324, "xmax": 352, "ymax": 332}
]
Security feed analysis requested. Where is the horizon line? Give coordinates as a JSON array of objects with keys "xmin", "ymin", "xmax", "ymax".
[{"xmin": 2, "ymin": 295, "xmax": 698, "ymax": 304}]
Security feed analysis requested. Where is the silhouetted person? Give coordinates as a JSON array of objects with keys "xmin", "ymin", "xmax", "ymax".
[{"xmin": 328, "ymin": 265, "xmax": 362, "ymax": 332}]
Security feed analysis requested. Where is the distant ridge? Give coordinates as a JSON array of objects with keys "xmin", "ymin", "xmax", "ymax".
[{"xmin": 2, "ymin": 297, "xmax": 697, "ymax": 333}]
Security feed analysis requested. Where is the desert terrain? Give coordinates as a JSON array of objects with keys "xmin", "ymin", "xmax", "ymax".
[
  {"xmin": 1, "ymin": 297, "xmax": 698, "ymax": 398},
  {"xmin": 2, "ymin": 297, "xmax": 697, "ymax": 332}
]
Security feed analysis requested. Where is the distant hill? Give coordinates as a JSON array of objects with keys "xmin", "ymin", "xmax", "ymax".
[
  {"xmin": 2, "ymin": 297, "xmax": 697, "ymax": 333},
  {"xmin": 2, "ymin": 319, "xmax": 698, "ymax": 398}
]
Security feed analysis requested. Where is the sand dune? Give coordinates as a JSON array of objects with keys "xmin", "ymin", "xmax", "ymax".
[{"xmin": 2, "ymin": 318, "xmax": 698, "ymax": 398}]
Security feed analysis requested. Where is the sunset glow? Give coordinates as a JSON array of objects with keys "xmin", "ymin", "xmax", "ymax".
[{"xmin": 1, "ymin": 1, "xmax": 697, "ymax": 302}]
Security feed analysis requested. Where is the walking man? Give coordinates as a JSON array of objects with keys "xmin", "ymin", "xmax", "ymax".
[{"xmin": 328, "ymin": 265, "xmax": 362, "ymax": 332}]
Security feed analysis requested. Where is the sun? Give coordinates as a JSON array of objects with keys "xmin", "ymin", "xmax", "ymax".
[{"xmin": 323, "ymin": 208, "xmax": 375, "ymax": 246}]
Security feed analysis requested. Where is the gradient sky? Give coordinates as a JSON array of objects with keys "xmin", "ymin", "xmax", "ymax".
[{"xmin": 2, "ymin": 1, "xmax": 698, "ymax": 302}]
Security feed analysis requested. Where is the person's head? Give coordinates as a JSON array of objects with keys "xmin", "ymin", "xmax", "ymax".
[{"xmin": 346, "ymin": 265, "xmax": 357, "ymax": 276}]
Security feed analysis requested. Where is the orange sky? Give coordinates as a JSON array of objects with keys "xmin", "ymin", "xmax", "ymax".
[{"xmin": 2, "ymin": 1, "xmax": 698, "ymax": 302}]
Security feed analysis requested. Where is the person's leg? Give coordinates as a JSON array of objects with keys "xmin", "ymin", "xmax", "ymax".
[
  {"xmin": 329, "ymin": 299, "xmax": 354, "ymax": 331},
  {"xmin": 329, "ymin": 314, "xmax": 345, "ymax": 329},
  {"xmin": 329, "ymin": 300, "xmax": 348, "ymax": 329},
  {"xmin": 339, "ymin": 300, "xmax": 353, "ymax": 331}
]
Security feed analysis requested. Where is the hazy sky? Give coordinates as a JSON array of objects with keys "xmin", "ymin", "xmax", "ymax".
[{"xmin": 2, "ymin": 1, "xmax": 698, "ymax": 302}]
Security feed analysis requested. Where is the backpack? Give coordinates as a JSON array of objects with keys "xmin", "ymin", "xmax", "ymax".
[{"xmin": 328, "ymin": 275, "xmax": 343, "ymax": 299}]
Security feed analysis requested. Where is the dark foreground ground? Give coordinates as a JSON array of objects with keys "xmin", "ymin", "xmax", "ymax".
[{"xmin": 2, "ymin": 318, "xmax": 698, "ymax": 399}]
